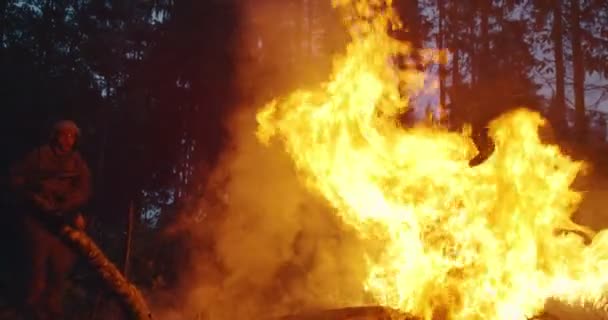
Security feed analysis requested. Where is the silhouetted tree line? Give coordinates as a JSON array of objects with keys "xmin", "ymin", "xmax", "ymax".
[
  {"xmin": 0, "ymin": 0, "xmax": 239, "ymax": 317},
  {"xmin": 394, "ymin": 0, "xmax": 608, "ymax": 165}
]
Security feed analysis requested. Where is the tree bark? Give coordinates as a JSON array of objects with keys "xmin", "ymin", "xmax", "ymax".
[
  {"xmin": 570, "ymin": 0, "xmax": 586, "ymax": 141},
  {"xmin": 552, "ymin": 0, "xmax": 567, "ymax": 135},
  {"xmin": 446, "ymin": 2, "xmax": 462, "ymax": 129},
  {"xmin": 60, "ymin": 225, "xmax": 152, "ymax": 320},
  {"xmin": 437, "ymin": 0, "xmax": 446, "ymax": 109},
  {"xmin": 468, "ymin": 19, "xmax": 478, "ymax": 85},
  {"xmin": 478, "ymin": 0, "xmax": 491, "ymax": 83},
  {"xmin": 123, "ymin": 201, "xmax": 135, "ymax": 279}
]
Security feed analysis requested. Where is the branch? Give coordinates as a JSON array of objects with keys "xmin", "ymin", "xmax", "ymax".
[
  {"xmin": 584, "ymin": 83, "xmax": 608, "ymax": 91},
  {"xmin": 60, "ymin": 225, "xmax": 153, "ymax": 320},
  {"xmin": 588, "ymin": 90, "xmax": 608, "ymax": 110}
]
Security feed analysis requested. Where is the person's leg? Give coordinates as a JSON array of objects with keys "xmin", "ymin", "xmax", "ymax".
[
  {"xmin": 46, "ymin": 235, "xmax": 76, "ymax": 319},
  {"xmin": 21, "ymin": 217, "xmax": 51, "ymax": 320}
]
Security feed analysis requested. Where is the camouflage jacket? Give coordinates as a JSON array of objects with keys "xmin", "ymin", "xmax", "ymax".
[{"xmin": 10, "ymin": 145, "xmax": 92, "ymax": 213}]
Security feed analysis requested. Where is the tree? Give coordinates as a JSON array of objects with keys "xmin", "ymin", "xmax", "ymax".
[
  {"xmin": 552, "ymin": 0, "xmax": 568, "ymax": 135},
  {"xmin": 527, "ymin": 0, "xmax": 569, "ymax": 134},
  {"xmin": 437, "ymin": 0, "xmax": 447, "ymax": 109},
  {"xmin": 570, "ymin": 0, "xmax": 587, "ymax": 141},
  {"xmin": 0, "ymin": 0, "xmax": 241, "ymax": 316}
]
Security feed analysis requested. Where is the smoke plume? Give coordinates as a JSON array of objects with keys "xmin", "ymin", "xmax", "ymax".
[{"xmin": 155, "ymin": 1, "xmax": 371, "ymax": 319}]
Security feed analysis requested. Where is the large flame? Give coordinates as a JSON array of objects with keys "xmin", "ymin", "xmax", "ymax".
[{"xmin": 256, "ymin": 1, "xmax": 608, "ymax": 319}]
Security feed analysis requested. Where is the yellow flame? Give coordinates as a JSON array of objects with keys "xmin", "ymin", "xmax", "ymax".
[{"xmin": 256, "ymin": 1, "xmax": 608, "ymax": 319}]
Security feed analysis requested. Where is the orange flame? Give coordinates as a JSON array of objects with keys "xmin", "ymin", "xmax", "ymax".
[{"xmin": 256, "ymin": 1, "xmax": 608, "ymax": 319}]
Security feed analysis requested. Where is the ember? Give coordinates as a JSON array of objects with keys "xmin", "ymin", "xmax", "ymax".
[{"xmin": 256, "ymin": 0, "xmax": 608, "ymax": 320}]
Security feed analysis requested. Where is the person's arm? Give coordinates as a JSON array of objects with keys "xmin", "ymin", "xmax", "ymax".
[
  {"xmin": 59, "ymin": 153, "xmax": 92, "ymax": 212},
  {"xmin": 9, "ymin": 148, "xmax": 56, "ymax": 211},
  {"xmin": 9, "ymin": 149, "xmax": 38, "ymax": 192}
]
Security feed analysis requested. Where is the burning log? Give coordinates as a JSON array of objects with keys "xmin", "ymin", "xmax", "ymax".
[
  {"xmin": 277, "ymin": 306, "xmax": 416, "ymax": 320},
  {"xmin": 59, "ymin": 224, "xmax": 153, "ymax": 320},
  {"xmin": 277, "ymin": 307, "xmax": 561, "ymax": 320}
]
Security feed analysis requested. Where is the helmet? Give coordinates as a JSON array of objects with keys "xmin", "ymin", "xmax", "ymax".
[{"xmin": 52, "ymin": 120, "xmax": 81, "ymax": 136}]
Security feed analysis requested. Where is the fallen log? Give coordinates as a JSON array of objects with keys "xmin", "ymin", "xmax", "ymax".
[
  {"xmin": 277, "ymin": 306, "xmax": 562, "ymax": 320},
  {"xmin": 59, "ymin": 225, "xmax": 152, "ymax": 320},
  {"xmin": 277, "ymin": 306, "xmax": 418, "ymax": 320}
]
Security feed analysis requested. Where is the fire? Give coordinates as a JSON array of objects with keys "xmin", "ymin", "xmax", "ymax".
[{"xmin": 255, "ymin": 0, "xmax": 608, "ymax": 319}]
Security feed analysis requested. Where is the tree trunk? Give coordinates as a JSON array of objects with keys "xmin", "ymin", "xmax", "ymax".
[
  {"xmin": 570, "ymin": 0, "xmax": 586, "ymax": 141},
  {"xmin": 452, "ymin": 49, "xmax": 460, "ymax": 88},
  {"xmin": 552, "ymin": 0, "xmax": 567, "ymax": 135},
  {"xmin": 468, "ymin": 20, "xmax": 478, "ymax": 85},
  {"xmin": 478, "ymin": 0, "xmax": 491, "ymax": 83},
  {"xmin": 391, "ymin": 0, "xmax": 423, "ymax": 70},
  {"xmin": 437, "ymin": 0, "xmax": 446, "ymax": 109},
  {"xmin": 305, "ymin": 0, "xmax": 313, "ymax": 57},
  {"xmin": 447, "ymin": 47, "xmax": 461, "ymax": 130},
  {"xmin": 450, "ymin": 1, "xmax": 461, "ymax": 92},
  {"xmin": 60, "ymin": 225, "xmax": 152, "ymax": 320},
  {"xmin": 39, "ymin": 0, "xmax": 54, "ymax": 65},
  {"xmin": 0, "ymin": 0, "xmax": 7, "ymax": 49},
  {"xmin": 406, "ymin": 0, "xmax": 422, "ymax": 50},
  {"xmin": 123, "ymin": 201, "xmax": 135, "ymax": 279}
]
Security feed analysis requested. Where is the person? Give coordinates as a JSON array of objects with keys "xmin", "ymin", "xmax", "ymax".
[{"xmin": 9, "ymin": 120, "xmax": 92, "ymax": 320}]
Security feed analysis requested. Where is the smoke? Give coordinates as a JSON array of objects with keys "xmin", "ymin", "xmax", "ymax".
[
  {"xmin": 175, "ymin": 107, "xmax": 374, "ymax": 319},
  {"xmin": 235, "ymin": 0, "xmax": 348, "ymax": 103},
  {"xmin": 153, "ymin": 1, "xmax": 372, "ymax": 319}
]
